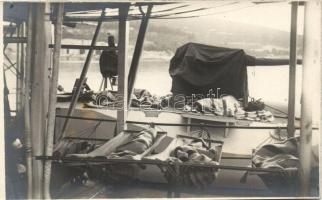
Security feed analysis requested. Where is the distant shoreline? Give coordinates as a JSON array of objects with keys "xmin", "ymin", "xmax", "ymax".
[{"xmin": 60, "ymin": 57, "xmax": 171, "ymax": 63}]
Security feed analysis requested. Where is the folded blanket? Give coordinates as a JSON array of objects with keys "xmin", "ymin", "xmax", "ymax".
[{"xmin": 195, "ymin": 95, "xmax": 241, "ymax": 116}]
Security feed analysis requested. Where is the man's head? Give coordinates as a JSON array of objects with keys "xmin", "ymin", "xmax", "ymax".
[{"xmin": 108, "ymin": 35, "xmax": 115, "ymax": 47}]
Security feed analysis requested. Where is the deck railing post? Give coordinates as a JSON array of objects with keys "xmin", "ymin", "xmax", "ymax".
[
  {"xmin": 117, "ymin": 4, "xmax": 130, "ymax": 133},
  {"xmin": 43, "ymin": 3, "xmax": 64, "ymax": 199},
  {"xmin": 299, "ymin": 0, "xmax": 321, "ymax": 196},
  {"xmin": 287, "ymin": 1, "xmax": 298, "ymax": 138},
  {"xmin": 128, "ymin": 5, "xmax": 153, "ymax": 105}
]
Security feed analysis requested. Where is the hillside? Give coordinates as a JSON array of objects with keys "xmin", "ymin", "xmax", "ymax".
[{"xmin": 62, "ymin": 18, "xmax": 303, "ymax": 59}]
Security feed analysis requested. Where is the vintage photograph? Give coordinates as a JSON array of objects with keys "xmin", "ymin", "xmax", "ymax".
[{"xmin": 2, "ymin": 0, "xmax": 321, "ymax": 199}]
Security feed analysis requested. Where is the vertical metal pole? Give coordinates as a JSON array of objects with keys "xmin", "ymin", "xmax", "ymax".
[
  {"xmin": 24, "ymin": 5, "xmax": 34, "ymax": 198},
  {"xmin": 30, "ymin": 3, "xmax": 52, "ymax": 198},
  {"xmin": 19, "ymin": 23, "xmax": 25, "ymax": 111},
  {"xmin": 60, "ymin": 9, "xmax": 105, "ymax": 137},
  {"xmin": 299, "ymin": 0, "xmax": 321, "ymax": 196},
  {"xmin": 128, "ymin": 5, "xmax": 153, "ymax": 105},
  {"xmin": 16, "ymin": 24, "xmax": 21, "ymax": 114},
  {"xmin": 43, "ymin": 3, "xmax": 63, "ymax": 199},
  {"xmin": 117, "ymin": 4, "xmax": 130, "ymax": 133},
  {"xmin": 287, "ymin": 2, "xmax": 298, "ymax": 138}
]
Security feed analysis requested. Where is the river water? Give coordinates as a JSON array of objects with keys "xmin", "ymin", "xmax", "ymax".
[
  {"xmin": 6, "ymin": 58, "xmax": 318, "ymax": 120},
  {"xmin": 59, "ymin": 59, "xmax": 313, "ymax": 118}
]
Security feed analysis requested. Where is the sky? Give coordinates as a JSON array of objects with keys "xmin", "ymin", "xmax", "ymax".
[
  {"xmin": 135, "ymin": 1, "xmax": 305, "ymax": 34},
  {"xmin": 61, "ymin": 1, "xmax": 305, "ymax": 33},
  {"xmin": 206, "ymin": 2, "xmax": 305, "ymax": 33},
  {"xmin": 171, "ymin": 1, "xmax": 306, "ymax": 33}
]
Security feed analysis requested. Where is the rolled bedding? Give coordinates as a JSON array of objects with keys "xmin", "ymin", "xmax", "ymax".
[
  {"xmin": 56, "ymin": 128, "xmax": 157, "ymax": 184},
  {"xmin": 64, "ymin": 128, "xmax": 157, "ymax": 159},
  {"xmin": 251, "ymin": 137, "xmax": 300, "ymax": 195},
  {"xmin": 160, "ymin": 139, "xmax": 219, "ymax": 188}
]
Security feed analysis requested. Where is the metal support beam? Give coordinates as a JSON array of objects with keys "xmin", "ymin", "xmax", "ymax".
[
  {"xmin": 48, "ymin": 44, "xmax": 117, "ymax": 50},
  {"xmin": 128, "ymin": 5, "xmax": 153, "ymax": 105},
  {"xmin": 19, "ymin": 23, "xmax": 25, "ymax": 113},
  {"xmin": 29, "ymin": 3, "xmax": 52, "ymax": 198},
  {"xmin": 287, "ymin": 2, "xmax": 298, "ymax": 138},
  {"xmin": 43, "ymin": 3, "xmax": 64, "ymax": 199},
  {"xmin": 117, "ymin": 5, "xmax": 130, "ymax": 133},
  {"xmin": 299, "ymin": 0, "xmax": 321, "ymax": 196},
  {"xmin": 24, "ymin": 5, "xmax": 33, "ymax": 199},
  {"xmin": 4, "ymin": 53, "xmax": 21, "ymax": 77},
  {"xmin": 20, "ymin": 23, "xmax": 26, "ymax": 109},
  {"xmin": 15, "ymin": 23, "xmax": 25, "ymax": 115},
  {"xmin": 16, "ymin": 24, "xmax": 21, "ymax": 114},
  {"xmin": 60, "ymin": 9, "xmax": 106, "ymax": 137},
  {"xmin": 3, "ymin": 63, "xmax": 18, "ymax": 76}
]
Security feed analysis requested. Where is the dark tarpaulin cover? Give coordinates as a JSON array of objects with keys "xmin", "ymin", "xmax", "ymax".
[{"xmin": 169, "ymin": 43, "xmax": 256, "ymax": 99}]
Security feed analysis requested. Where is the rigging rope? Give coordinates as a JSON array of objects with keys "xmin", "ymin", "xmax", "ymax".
[{"xmin": 153, "ymin": 3, "xmax": 255, "ymax": 19}]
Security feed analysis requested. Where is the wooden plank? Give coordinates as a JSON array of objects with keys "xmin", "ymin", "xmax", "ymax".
[
  {"xmin": 128, "ymin": 5, "xmax": 153, "ymax": 105},
  {"xmin": 48, "ymin": 44, "xmax": 117, "ymax": 50},
  {"xmin": 299, "ymin": 1, "xmax": 321, "ymax": 196},
  {"xmin": 43, "ymin": 3, "xmax": 64, "ymax": 199},
  {"xmin": 60, "ymin": 9, "xmax": 105, "ymax": 137},
  {"xmin": 116, "ymin": 5, "xmax": 130, "ymax": 133},
  {"xmin": 287, "ymin": 2, "xmax": 298, "ymax": 138}
]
